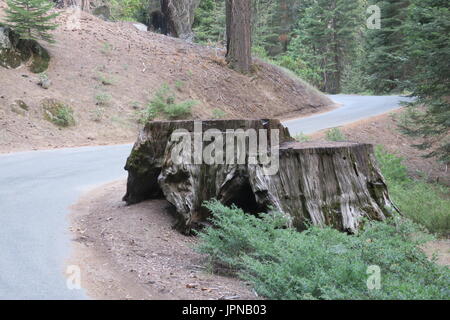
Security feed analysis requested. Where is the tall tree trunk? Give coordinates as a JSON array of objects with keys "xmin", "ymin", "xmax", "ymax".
[
  {"xmin": 53, "ymin": 0, "xmax": 89, "ymax": 11},
  {"xmin": 226, "ymin": 0, "xmax": 252, "ymax": 73},
  {"xmin": 161, "ymin": 0, "xmax": 200, "ymax": 42}
]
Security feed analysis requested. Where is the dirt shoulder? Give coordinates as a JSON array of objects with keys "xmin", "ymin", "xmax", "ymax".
[
  {"xmin": 68, "ymin": 180, "xmax": 258, "ymax": 300},
  {"xmin": 310, "ymin": 109, "xmax": 450, "ymax": 186}
]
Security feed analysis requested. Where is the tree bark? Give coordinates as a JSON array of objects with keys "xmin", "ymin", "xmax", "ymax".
[
  {"xmin": 53, "ymin": 0, "xmax": 89, "ymax": 11},
  {"xmin": 161, "ymin": 0, "xmax": 200, "ymax": 42},
  {"xmin": 124, "ymin": 120, "xmax": 397, "ymax": 235},
  {"xmin": 226, "ymin": 0, "xmax": 252, "ymax": 73}
]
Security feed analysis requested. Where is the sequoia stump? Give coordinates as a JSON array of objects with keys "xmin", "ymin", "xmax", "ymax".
[{"xmin": 124, "ymin": 120, "xmax": 397, "ymax": 234}]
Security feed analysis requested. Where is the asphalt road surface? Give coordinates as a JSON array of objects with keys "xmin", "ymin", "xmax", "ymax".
[
  {"xmin": 0, "ymin": 95, "xmax": 407, "ymax": 299},
  {"xmin": 284, "ymin": 94, "xmax": 411, "ymax": 135}
]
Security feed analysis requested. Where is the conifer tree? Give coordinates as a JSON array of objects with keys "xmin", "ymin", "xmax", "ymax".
[
  {"xmin": 5, "ymin": 0, "xmax": 59, "ymax": 43},
  {"xmin": 400, "ymin": 0, "xmax": 450, "ymax": 164},
  {"xmin": 364, "ymin": 0, "xmax": 410, "ymax": 94}
]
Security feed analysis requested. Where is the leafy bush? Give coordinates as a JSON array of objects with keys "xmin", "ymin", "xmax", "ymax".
[
  {"xmin": 196, "ymin": 200, "xmax": 450, "ymax": 300},
  {"xmin": 139, "ymin": 84, "xmax": 197, "ymax": 123},
  {"xmin": 42, "ymin": 98, "xmax": 75, "ymax": 127},
  {"xmin": 375, "ymin": 146, "xmax": 450, "ymax": 236},
  {"xmin": 95, "ymin": 92, "xmax": 112, "ymax": 106},
  {"xmin": 294, "ymin": 132, "xmax": 312, "ymax": 142},
  {"xmin": 325, "ymin": 127, "xmax": 346, "ymax": 141},
  {"xmin": 211, "ymin": 108, "xmax": 227, "ymax": 119}
]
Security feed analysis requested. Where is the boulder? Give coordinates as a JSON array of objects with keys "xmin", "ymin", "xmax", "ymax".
[{"xmin": 0, "ymin": 26, "xmax": 50, "ymax": 73}]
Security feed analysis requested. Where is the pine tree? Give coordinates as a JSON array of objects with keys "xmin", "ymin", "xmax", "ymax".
[
  {"xmin": 286, "ymin": 0, "xmax": 362, "ymax": 93},
  {"xmin": 399, "ymin": 0, "xmax": 450, "ymax": 164},
  {"xmin": 5, "ymin": 0, "xmax": 59, "ymax": 43},
  {"xmin": 364, "ymin": 0, "xmax": 410, "ymax": 94}
]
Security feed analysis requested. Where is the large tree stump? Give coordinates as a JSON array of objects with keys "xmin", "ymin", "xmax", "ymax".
[{"xmin": 124, "ymin": 120, "xmax": 397, "ymax": 234}]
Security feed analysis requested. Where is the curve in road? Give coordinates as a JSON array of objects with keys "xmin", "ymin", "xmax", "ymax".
[
  {"xmin": 0, "ymin": 144, "xmax": 132, "ymax": 299},
  {"xmin": 283, "ymin": 94, "xmax": 411, "ymax": 135},
  {"xmin": 0, "ymin": 95, "xmax": 408, "ymax": 299}
]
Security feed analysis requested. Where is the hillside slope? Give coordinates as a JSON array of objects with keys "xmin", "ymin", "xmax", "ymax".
[{"xmin": 0, "ymin": 4, "xmax": 334, "ymax": 153}]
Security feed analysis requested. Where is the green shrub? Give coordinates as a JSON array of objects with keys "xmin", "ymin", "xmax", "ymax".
[
  {"xmin": 90, "ymin": 106, "xmax": 105, "ymax": 122},
  {"xmin": 140, "ymin": 84, "xmax": 196, "ymax": 122},
  {"xmin": 42, "ymin": 98, "xmax": 75, "ymax": 127},
  {"xmin": 294, "ymin": 132, "xmax": 312, "ymax": 142},
  {"xmin": 95, "ymin": 92, "xmax": 112, "ymax": 106},
  {"xmin": 196, "ymin": 200, "xmax": 449, "ymax": 300},
  {"xmin": 137, "ymin": 105, "xmax": 157, "ymax": 124},
  {"xmin": 325, "ymin": 127, "xmax": 346, "ymax": 141},
  {"xmin": 211, "ymin": 108, "xmax": 227, "ymax": 119},
  {"xmin": 375, "ymin": 146, "xmax": 450, "ymax": 236},
  {"xmin": 100, "ymin": 42, "xmax": 113, "ymax": 55}
]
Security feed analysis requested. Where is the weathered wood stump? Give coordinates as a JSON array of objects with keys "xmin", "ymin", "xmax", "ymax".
[{"xmin": 124, "ymin": 120, "xmax": 397, "ymax": 234}]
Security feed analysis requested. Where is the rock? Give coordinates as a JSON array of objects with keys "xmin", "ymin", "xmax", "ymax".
[
  {"xmin": 124, "ymin": 120, "xmax": 397, "ymax": 234},
  {"xmin": 132, "ymin": 23, "xmax": 148, "ymax": 32},
  {"xmin": 0, "ymin": 25, "xmax": 51, "ymax": 73},
  {"xmin": 15, "ymin": 100, "xmax": 29, "ymax": 111},
  {"xmin": 10, "ymin": 100, "xmax": 29, "ymax": 116},
  {"xmin": 39, "ymin": 78, "xmax": 52, "ymax": 89},
  {"xmin": 10, "ymin": 105, "xmax": 26, "ymax": 116}
]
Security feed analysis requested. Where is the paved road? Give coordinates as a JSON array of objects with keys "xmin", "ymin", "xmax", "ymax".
[
  {"xmin": 284, "ymin": 95, "xmax": 410, "ymax": 135},
  {"xmin": 0, "ymin": 95, "xmax": 407, "ymax": 299},
  {"xmin": 0, "ymin": 144, "xmax": 132, "ymax": 299}
]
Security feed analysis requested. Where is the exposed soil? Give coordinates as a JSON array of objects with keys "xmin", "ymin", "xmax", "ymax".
[
  {"xmin": 0, "ymin": 3, "xmax": 334, "ymax": 154},
  {"xmin": 69, "ymin": 180, "xmax": 259, "ymax": 300},
  {"xmin": 310, "ymin": 109, "xmax": 450, "ymax": 186}
]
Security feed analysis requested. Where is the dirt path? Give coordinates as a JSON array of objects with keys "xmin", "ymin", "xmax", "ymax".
[{"xmin": 68, "ymin": 180, "xmax": 258, "ymax": 300}]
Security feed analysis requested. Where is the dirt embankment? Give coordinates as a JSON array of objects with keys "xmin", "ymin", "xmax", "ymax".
[
  {"xmin": 0, "ymin": 2, "xmax": 334, "ymax": 154},
  {"xmin": 311, "ymin": 109, "xmax": 450, "ymax": 186},
  {"xmin": 69, "ymin": 180, "xmax": 258, "ymax": 300}
]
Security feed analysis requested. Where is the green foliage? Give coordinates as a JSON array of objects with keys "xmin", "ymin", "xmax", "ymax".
[
  {"xmin": 43, "ymin": 99, "xmax": 75, "ymax": 127},
  {"xmin": 90, "ymin": 106, "xmax": 105, "ymax": 122},
  {"xmin": 109, "ymin": 0, "xmax": 148, "ymax": 23},
  {"xmin": 100, "ymin": 42, "xmax": 113, "ymax": 55},
  {"xmin": 364, "ymin": 0, "xmax": 411, "ymax": 94},
  {"xmin": 399, "ymin": 0, "xmax": 450, "ymax": 164},
  {"xmin": 325, "ymin": 127, "xmax": 346, "ymax": 141},
  {"xmin": 139, "ymin": 84, "xmax": 197, "ymax": 123},
  {"xmin": 95, "ymin": 92, "xmax": 112, "ymax": 106},
  {"xmin": 294, "ymin": 132, "xmax": 311, "ymax": 142},
  {"xmin": 375, "ymin": 146, "xmax": 450, "ymax": 236},
  {"xmin": 193, "ymin": 0, "xmax": 226, "ymax": 44},
  {"xmin": 285, "ymin": 0, "xmax": 364, "ymax": 93},
  {"xmin": 211, "ymin": 108, "xmax": 227, "ymax": 119},
  {"xmin": 4, "ymin": 0, "xmax": 59, "ymax": 43},
  {"xmin": 196, "ymin": 200, "xmax": 449, "ymax": 300}
]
